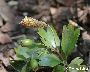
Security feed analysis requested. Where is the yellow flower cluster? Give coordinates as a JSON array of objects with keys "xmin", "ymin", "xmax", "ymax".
[{"xmin": 20, "ymin": 16, "xmax": 48, "ymax": 28}]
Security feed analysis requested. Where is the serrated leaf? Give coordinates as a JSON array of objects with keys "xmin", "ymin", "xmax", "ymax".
[
  {"xmin": 47, "ymin": 26, "xmax": 56, "ymax": 48},
  {"xmin": 38, "ymin": 26, "xmax": 60, "ymax": 48},
  {"xmin": 51, "ymin": 26, "xmax": 60, "ymax": 47},
  {"xmin": 38, "ymin": 54, "xmax": 61, "ymax": 67},
  {"xmin": 68, "ymin": 57, "xmax": 86, "ymax": 72},
  {"xmin": 68, "ymin": 64, "xmax": 86, "ymax": 72},
  {"xmin": 61, "ymin": 25, "xmax": 80, "ymax": 57},
  {"xmin": 38, "ymin": 28, "xmax": 52, "ymax": 48},
  {"xmin": 70, "ymin": 57, "xmax": 84, "ymax": 66}
]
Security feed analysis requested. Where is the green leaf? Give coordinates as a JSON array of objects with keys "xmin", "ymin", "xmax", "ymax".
[
  {"xmin": 39, "ymin": 54, "xmax": 61, "ymax": 67},
  {"xmin": 27, "ymin": 48, "xmax": 49, "ymax": 59},
  {"xmin": 15, "ymin": 46, "xmax": 30, "ymax": 59},
  {"xmin": 51, "ymin": 26, "xmax": 60, "ymax": 47},
  {"xmin": 38, "ymin": 26, "xmax": 60, "ymax": 48},
  {"xmin": 53, "ymin": 65, "xmax": 64, "ymax": 72},
  {"xmin": 38, "ymin": 28, "xmax": 52, "ymax": 48},
  {"xmin": 68, "ymin": 64, "xmax": 86, "ymax": 72},
  {"xmin": 21, "ymin": 61, "xmax": 31, "ymax": 72},
  {"xmin": 15, "ymin": 45, "xmax": 49, "ymax": 60},
  {"xmin": 68, "ymin": 57, "xmax": 86, "ymax": 72},
  {"xmin": 10, "ymin": 60, "xmax": 26, "ymax": 72},
  {"xmin": 10, "ymin": 60, "xmax": 31, "ymax": 72},
  {"xmin": 47, "ymin": 26, "xmax": 56, "ymax": 48},
  {"xmin": 70, "ymin": 57, "xmax": 84, "ymax": 66},
  {"xmin": 21, "ymin": 64, "xmax": 27, "ymax": 72},
  {"xmin": 61, "ymin": 24, "xmax": 80, "ymax": 57}
]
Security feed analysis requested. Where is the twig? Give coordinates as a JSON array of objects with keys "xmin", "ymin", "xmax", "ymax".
[{"xmin": 11, "ymin": 35, "xmax": 26, "ymax": 40}]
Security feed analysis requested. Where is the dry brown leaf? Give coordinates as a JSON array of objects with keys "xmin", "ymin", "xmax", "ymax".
[
  {"xmin": 0, "ymin": 64, "xmax": 7, "ymax": 72},
  {"xmin": 77, "ymin": 8, "xmax": 84, "ymax": 18},
  {"xmin": 0, "ymin": 23, "xmax": 16, "ymax": 32},
  {"xmin": 56, "ymin": 0, "xmax": 75, "ymax": 6},
  {"xmin": 0, "ymin": 53, "xmax": 10, "ymax": 67},
  {"xmin": 52, "ymin": 7, "xmax": 72, "ymax": 20},
  {"xmin": 50, "ymin": 7, "xmax": 57, "ymax": 15},
  {"xmin": 0, "ymin": 0, "xmax": 16, "ymax": 32},
  {"xmin": 0, "ymin": 0, "xmax": 15, "ymax": 22},
  {"xmin": 82, "ymin": 31, "xmax": 90, "ymax": 41},
  {"xmin": 0, "ymin": 33, "xmax": 12, "ymax": 44}
]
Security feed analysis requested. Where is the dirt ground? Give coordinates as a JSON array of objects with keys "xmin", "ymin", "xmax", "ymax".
[{"xmin": 0, "ymin": 0, "xmax": 90, "ymax": 72}]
